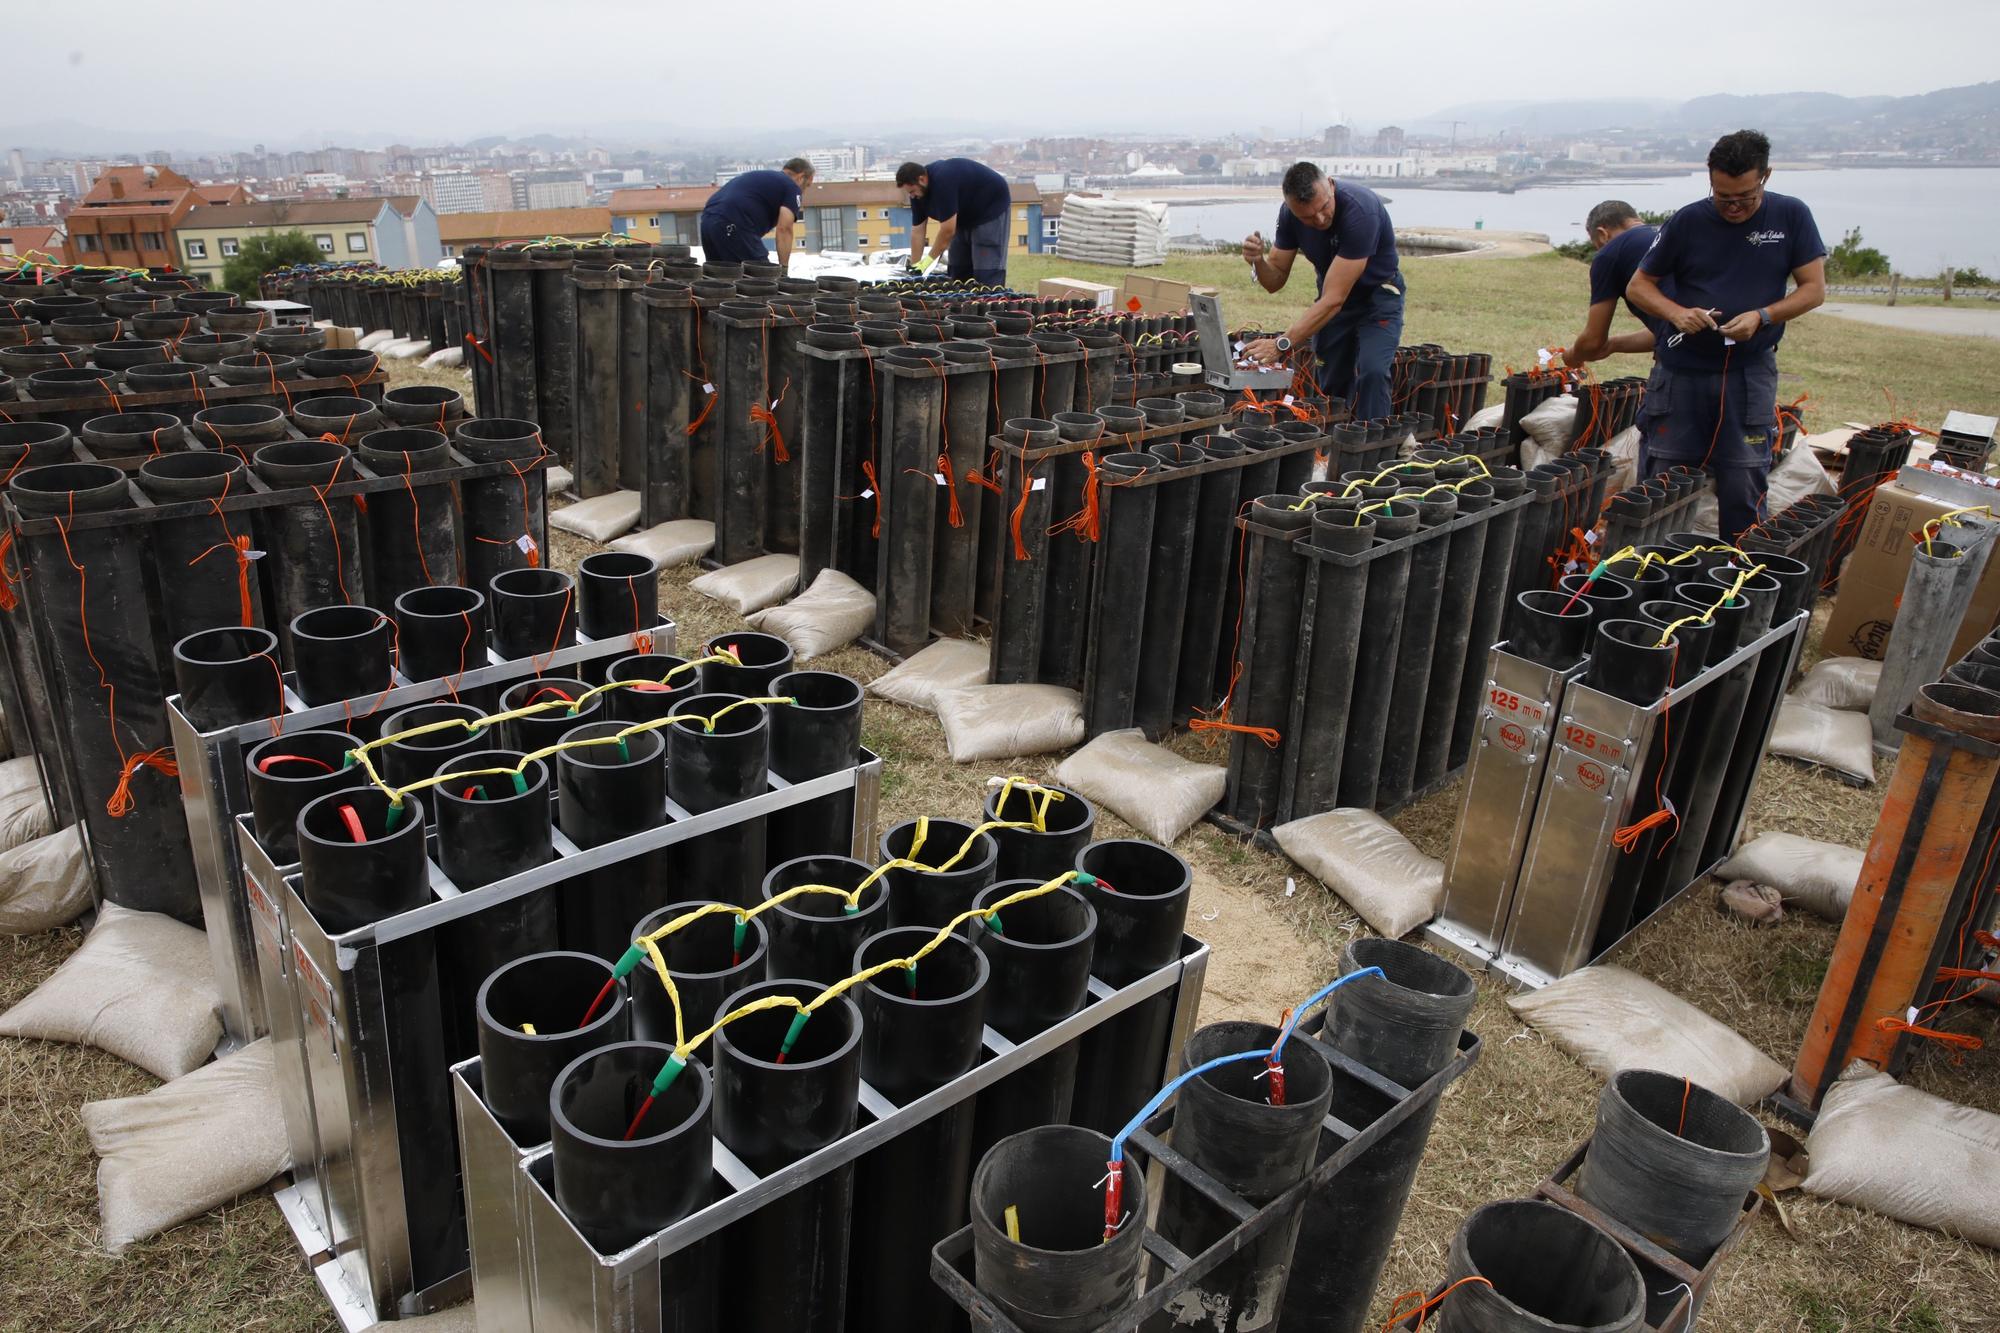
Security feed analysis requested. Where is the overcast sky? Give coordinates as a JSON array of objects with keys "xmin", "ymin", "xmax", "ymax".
[{"xmin": 8, "ymin": 0, "xmax": 2000, "ymax": 150}]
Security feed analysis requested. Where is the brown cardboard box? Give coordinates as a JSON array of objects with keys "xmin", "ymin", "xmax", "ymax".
[
  {"xmin": 1823, "ymin": 479, "xmax": 2000, "ymax": 661},
  {"xmin": 318, "ymin": 323, "xmax": 358, "ymax": 350},
  {"xmin": 1037, "ymin": 277, "xmax": 1116, "ymax": 308},
  {"xmin": 1115, "ymin": 273, "xmax": 1217, "ymax": 315}
]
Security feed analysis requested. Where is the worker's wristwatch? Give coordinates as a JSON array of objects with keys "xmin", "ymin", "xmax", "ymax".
[
  {"xmin": 1275, "ymin": 335, "xmax": 1292, "ymax": 354},
  {"xmin": 1757, "ymin": 307, "xmax": 1773, "ymax": 328}
]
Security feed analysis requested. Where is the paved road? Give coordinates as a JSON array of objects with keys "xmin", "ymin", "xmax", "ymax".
[{"xmin": 1820, "ymin": 302, "xmax": 2000, "ymax": 340}]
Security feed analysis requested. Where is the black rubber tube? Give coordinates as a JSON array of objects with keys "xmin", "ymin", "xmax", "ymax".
[
  {"xmin": 485, "ymin": 250, "xmax": 540, "ymax": 424},
  {"xmin": 1584, "ymin": 619, "xmax": 1679, "ymax": 705},
  {"xmin": 847, "ymin": 928, "xmax": 991, "ymax": 1333},
  {"xmin": 1577, "ymin": 1069, "xmax": 1766, "ymax": 1265},
  {"xmin": 295, "ymin": 784, "xmax": 429, "ymax": 934},
  {"xmin": 1132, "ymin": 441, "xmax": 1204, "ymax": 740},
  {"xmin": 550, "ymin": 1041, "xmax": 715, "ymax": 1258},
  {"xmin": 289, "ymin": 604, "xmax": 393, "ymax": 708},
  {"xmin": 629, "ymin": 901, "xmax": 769, "ymax": 1042},
  {"xmin": 570, "ymin": 263, "xmax": 625, "ymax": 497},
  {"xmin": 475, "ymin": 950, "xmax": 628, "ymax": 1144},
  {"xmin": 992, "ymin": 419, "xmax": 1059, "ymax": 684},
  {"xmin": 498, "ymin": 676, "xmax": 602, "ymax": 754},
  {"xmin": 1157, "ymin": 1020, "xmax": 1336, "ymax": 1332},
  {"xmin": 1220, "ymin": 495, "xmax": 1314, "ymax": 822},
  {"xmin": 758, "ymin": 856, "xmax": 887, "ymax": 985},
  {"xmin": 1040, "ymin": 411, "xmax": 1109, "ymax": 690},
  {"xmin": 250, "ymin": 442, "xmax": 362, "ymax": 658},
  {"xmin": 489, "ymin": 567, "xmax": 576, "ymax": 661},
  {"xmin": 873, "ymin": 349, "xmax": 944, "ymax": 655},
  {"xmin": 393, "ymin": 585, "xmax": 488, "ymax": 685},
  {"xmin": 135, "ymin": 451, "xmax": 264, "ymax": 644},
  {"xmin": 983, "ymin": 781, "xmax": 1098, "ymax": 885},
  {"xmin": 1449, "ymin": 469, "xmax": 1528, "ymax": 770},
  {"xmin": 1337, "ymin": 500, "xmax": 1418, "ymax": 809},
  {"xmin": 714, "ymin": 308, "xmax": 773, "ymax": 564},
  {"xmin": 606, "ymin": 652, "xmax": 701, "ymax": 722},
  {"xmin": 765, "ymin": 317, "xmax": 810, "ymax": 554},
  {"xmin": 766, "ymin": 670, "xmax": 862, "ymax": 868},
  {"xmin": 714, "ymin": 981, "xmax": 863, "ymax": 1333},
  {"xmin": 637, "ymin": 282, "xmax": 694, "ymax": 525},
  {"xmin": 453, "ymin": 418, "xmax": 549, "ymax": 596},
  {"xmin": 1079, "ymin": 451, "xmax": 1161, "ymax": 735},
  {"xmin": 245, "ymin": 728, "xmax": 367, "ymax": 864},
  {"xmin": 699, "ymin": 630, "xmax": 795, "ymax": 696},
  {"xmin": 433, "ymin": 748, "xmax": 553, "ymax": 890},
  {"xmin": 1375, "ymin": 492, "xmax": 1459, "ymax": 808},
  {"xmin": 668, "ymin": 693, "xmax": 772, "ymax": 908},
  {"xmin": 1069, "ymin": 838, "xmax": 1194, "ymax": 1135},
  {"xmin": 1508, "ymin": 589, "xmax": 1596, "ymax": 670},
  {"xmin": 1175, "ymin": 434, "xmax": 1247, "ymax": 723},
  {"xmin": 880, "ymin": 817, "xmax": 999, "ymax": 928},
  {"xmin": 1288, "ymin": 509, "xmax": 1376, "ymax": 817},
  {"xmin": 970, "ymin": 883, "xmax": 1098, "ymax": 1155},
  {"xmin": 796, "ymin": 324, "xmax": 860, "ymax": 592},
  {"xmin": 1281, "ymin": 938, "xmax": 1475, "ymax": 1333},
  {"xmin": 172, "ymin": 626, "xmax": 283, "ymax": 733},
  {"xmin": 1415, "ymin": 481, "xmax": 1494, "ymax": 790},
  {"xmin": 357, "ymin": 428, "xmax": 459, "ymax": 609},
  {"xmin": 971, "ymin": 1125, "xmax": 1148, "ymax": 1333},
  {"xmin": 577, "ymin": 550, "xmax": 660, "ymax": 640},
  {"xmin": 556, "ymin": 721, "xmax": 668, "ymax": 959},
  {"xmin": 376, "ymin": 700, "xmax": 490, "ymax": 789},
  {"xmin": 526, "ymin": 247, "xmax": 578, "ymax": 474},
  {"xmin": 931, "ymin": 344, "xmax": 993, "ymax": 639},
  {"xmin": 1434, "ymin": 1199, "xmax": 1645, "ymax": 1333}
]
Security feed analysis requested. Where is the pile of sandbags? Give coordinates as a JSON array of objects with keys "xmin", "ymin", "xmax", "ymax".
[{"xmin": 1055, "ymin": 194, "xmax": 1170, "ymax": 268}]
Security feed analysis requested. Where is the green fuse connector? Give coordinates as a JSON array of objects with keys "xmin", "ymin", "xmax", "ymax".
[
  {"xmin": 611, "ymin": 944, "xmax": 645, "ymax": 980},
  {"xmin": 778, "ymin": 1009, "xmax": 812, "ymax": 1060},
  {"xmin": 650, "ymin": 1053, "xmax": 688, "ymax": 1098}
]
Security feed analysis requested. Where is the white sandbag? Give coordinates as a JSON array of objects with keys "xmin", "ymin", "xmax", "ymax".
[
  {"xmin": 748, "ymin": 569, "xmax": 877, "ymax": 661},
  {"xmin": 1273, "ymin": 808, "xmax": 1443, "ymax": 938},
  {"xmin": 0, "ymin": 753, "xmax": 52, "ymax": 852},
  {"xmin": 1792, "ymin": 657, "xmax": 1881, "ymax": 711},
  {"xmin": 936, "ymin": 685, "xmax": 1086, "ymax": 764},
  {"xmin": 1518, "ymin": 394, "xmax": 1580, "ymax": 469},
  {"xmin": 1464, "ymin": 403, "xmax": 1505, "ymax": 432},
  {"xmin": 1715, "ymin": 831, "xmax": 1862, "ymax": 921},
  {"xmin": 383, "ymin": 339, "xmax": 434, "ymax": 361},
  {"xmin": 689, "ymin": 553, "xmax": 801, "ymax": 616},
  {"xmin": 1507, "ymin": 964, "xmax": 1788, "ymax": 1105},
  {"xmin": 0, "ymin": 902, "xmax": 221, "ymax": 1079},
  {"xmin": 1769, "ymin": 698, "xmax": 1875, "ymax": 784},
  {"xmin": 1804, "ymin": 1062, "xmax": 2000, "ymax": 1248},
  {"xmin": 868, "ymin": 638, "xmax": 990, "ymax": 712},
  {"xmin": 1054, "ymin": 729, "xmax": 1224, "ymax": 844},
  {"xmin": 548, "ymin": 491, "xmax": 642, "ymax": 543},
  {"xmin": 1601, "ymin": 424, "xmax": 1640, "ymax": 495},
  {"xmin": 81, "ymin": 1038, "xmax": 289, "ymax": 1254},
  {"xmin": 420, "ymin": 347, "xmax": 465, "ymax": 369},
  {"xmin": 546, "ymin": 465, "xmax": 575, "ymax": 495},
  {"xmin": 357, "ymin": 329, "xmax": 396, "ymax": 350},
  {"xmin": 0, "ymin": 824, "xmax": 92, "ymax": 934},
  {"xmin": 391, "ymin": 1304, "xmax": 480, "ymax": 1332},
  {"xmin": 611, "ymin": 519, "xmax": 716, "ymax": 568}
]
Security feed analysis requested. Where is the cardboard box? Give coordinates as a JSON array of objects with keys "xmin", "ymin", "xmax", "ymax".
[
  {"xmin": 1823, "ymin": 479, "xmax": 2000, "ymax": 661},
  {"xmin": 316, "ymin": 322, "xmax": 358, "ymax": 350},
  {"xmin": 1037, "ymin": 277, "xmax": 1116, "ymax": 308},
  {"xmin": 1116, "ymin": 273, "xmax": 1218, "ymax": 315}
]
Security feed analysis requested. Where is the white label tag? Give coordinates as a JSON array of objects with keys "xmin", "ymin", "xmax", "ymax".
[
  {"xmin": 243, "ymin": 549, "xmax": 266, "ymax": 561},
  {"xmin": 1537, "ymin": 347, "xmax": 1553, "ymax": 367},
  {"xmin": 860, "ymin": 488, "xmax": 875, "ymax": 500},
  {"xmin": 1282, "ymin": 394, "xmax": 1294, "ymax": 406},
  {"xmin": 1030, "ymin": 477, "xmax": 1047, "ymax": 492},
  {"xmin": 934, "ymin": 472, "xmax": 948, "ymax": 485},
  {"xmin": 702, "ymin": 382, "xmax": 715, "ymax": 395},
  {"xmin": 1584, "ymin": 531, "xmax": 1598, "ymax": 545},
  {"xmin": 770, "ymin": 398, "xmax": 779, "ymax": 410},
  {"xmin": 517, "ymin": 534, "xmax": 538, "ymax": 554},
  {"xmin": 1232, "ymin": 340, "xmax": 1245, "ymax": 354}
]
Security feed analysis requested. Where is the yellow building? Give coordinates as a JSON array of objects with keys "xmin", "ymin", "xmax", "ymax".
[
  {"xmin": 607, "ymin": 187, "xmax": 717, "ymax": 246},
  {"xmin": 173, "ymin": 197, "xmax": 441, "ymax": 287}
]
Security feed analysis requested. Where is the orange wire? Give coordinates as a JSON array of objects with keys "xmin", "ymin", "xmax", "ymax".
[{"xmin": 1381, "ymin": 1276, "xmax": 1494, "ymax": 1331}]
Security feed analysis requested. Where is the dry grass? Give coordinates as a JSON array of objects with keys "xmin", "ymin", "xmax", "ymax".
[{"xmin": 5, "ymin": 275, "xmax": 1999, "ymax": 1330}]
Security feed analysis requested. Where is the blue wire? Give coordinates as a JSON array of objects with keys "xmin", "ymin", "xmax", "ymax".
[{"xmin": 1269, "ymin": 965, "xmax": 1384, "ymax": 1065}]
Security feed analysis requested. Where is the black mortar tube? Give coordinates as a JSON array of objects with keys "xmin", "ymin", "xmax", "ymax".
[
  {"xmin": 393, "ymin": 585, "xmax": 488, "ymax": 685},
  {"xmin": 1042, "ymin": 411, "xmax": 1109, "ymax": 689},
  {"xmin": 489, "ymin": 568, "xmax": 576, "ymax": 660},
  {"xmin": 992, "ymin": 419, "xmax": 1058, "ymax": 684},
  {"xmin": 1221, "ymin": 495, "xmax": 1313, "ymax": 824},
  {"xmin": 969, "ymin": 883, "xmax": 1098, "ymax": 1157},
  {"xmin": 699, "ymin": 630, "xmax": 794, "ymax": 696},
  {"xmin": 577, "ymin": 550, "xmax": 660, "ymax": 641},
  {"xmin": 1415, "ymin": 481, "xmax": 1493, "ymax": 790},
  {"xmin": 637, "ymin": 281, "xmax": 694, "ymax": 524},
  {"xmin": 766, "ymin": 670, "xmax": 862, "ymax": 866},
  {"xmin": 668, "ymin": 693, "xmax": 773, "ymax": 908},
  {"xmin": 453, "ymin": 418, "xmax": 549, "ymax": 595},
  {"xmin": 475, "ymin": 950, "xmax": 628, "ymax": 1144},
  {"xmin": 498, "ymin": 676, "xmax": 603, "ymax": 754},
  {"xmin": 1133, "ymin": 441, "xmax": 1205, "ymax": 739},
  {"xmin": 875, "ymin": 348, "xmax": 945, "ymax": 655},
  {"xmin": 1583, "ymin": 619, "xmax": 1679, "ymax": 705},
  {"xmin": 527, "ymin": 246, "xmax": 579, "ymax": 475},
  {"xmin": 713, "ymin": 306, "xmax": 773, "ymax": 564},
  {"xmin": 983, "ymin": 780, "xmax": 1098, "ymax": 885},
  {"xmin": 714, "ymin": 982, "xmax": 863, "ymax": 1333},
  {"xmin": 1280, "ymin": 939, "xmax": 1475, "ymax": 1333},
  {"xmin": 1080, "ymin": 451, "xmax": 1161, "ymax": 735},
  {"xmin": 629, "ymin": 901, "xmax": 769, "ymax": 1043},
  {"xmin": 848, "ymin": 928, "xmax": 991, "ymax": 1333},
  {"xmin": 376, "ymin": 700, "xmax": 490, "ymax": 789},
  {"xmin": 289, "ymin": 604, "xmax": 393, "ymax": 708},
  {"xmin": 356, "ymin": 428, "xmax": 459, "ymax": 608},
  {"xmin": 246, "ymin": 728, "xmax": 367, "ymax": 864},
  {"xmin": 1437, "ymin": 1199, "xmax": 1646, "ymax": 1333},
  {"xmin": 1338, "ymin": 500, "xmax": 1420, "ymax": 808},
  {"xmin": 1508, "ymin": 589, "xmax": 1596, "ymax": 670},
  {"xmin": 296, "ymin": 784, "xmax": 430, "ymax": 935},
  {"xmin": 1448, "ymin": 468, "xmax": 1528, "ymax": 770},
  {"xmin": 880, "ymin": 816, "xmax": 999, "ymax": 928},
  {"xmin": 1289, "ymin": 509, "xmax": 1376, "ymax": 818},
  {"xmin": 1070, "ymin": 838, "xmax": 1194, "ymax": 1135},
  {"xmin": 483, "ymin": 250, "xmax": 540, "ymax": 424},
  {"xmin": 1376, "ymin": 491, "xmax": 1459, "ymax": 807},
  {"xmin": 932, "ymin": 343, "xmax": 993, "ymax": 639},
  {"xmin": 971, "ymin": 1126, "xmax": 1149, "ymax": 1333},
  {"xmin": 556, "ymin": 722, "xmax": 669, "ymax": 959},
  {"xmin": 135, "ymin": 451, "xmax": 264, "ymax": 643},
  {"xmin": 759, "ymin": 855, "xmax": 887, "ymax": 985},
  {"xmin": 433, "ymin": 749, "xmax": 553, "ymax": 890},
  {"xmin": 172, "ymin": 626, "xmax": 282, "ymax": 733},
  {"xmin": 249, "ymin": 441, "xmax": 362, "ymax": 659},
  {"xmin": 1175, "ymin": 434, "xmax": 1247, "ymax": 722},
  {"xmin": 570, "ymin": 262, "xmax": 625, "ymax": 497},
  {"xmin": 607, "ymin": 652, "xmax": 700, "ymax": 722}
]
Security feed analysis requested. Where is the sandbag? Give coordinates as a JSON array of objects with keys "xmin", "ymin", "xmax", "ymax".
[
  {"xmin": 546, "ymin": 465, "xmax": 576, "ymax": 495},
  {"xmin": 0, "ymin": 824, "xmax": 92, "ymax": 934},
  {"xmin": 1518, "ymin": 394, "xmax": 1580, "ymax": 469},
  {"xmin": 1803, "ymin": 1062, "xmax": 2000, "ymax": 1248},
  {"xmin": 611, "ymin": 518, "xmax": 715, "ymax": 569},
  {"xmin": 1464, "ymin": 403, "xmax": 1505, "ymax": 432},
  {"xmin": 357, "ymin": 329, "xmax": 396, "ymax": 351},
  {"xmin": 1507, "ymin": 965, "xmax": 1788, "ymax": 1105},
  {"xmin": 0, "ymin": 901, "xmax": 221, "ymax": 1079},
  {"xmin": 935, "ymin": 684, "xmax": 1085, "ymax": 764},
  {"xmin": 689, "ymin": 553, "xmax": 802, "ymax": 616},
  {"xmin": 0, "ymin": 754, "xmax": 53, "ymax": 852},
  {"xmin": 1792, "ymin": 657, "xmax": 1881, "ymax": 711},
  {"xmin": 1769, "ymin": 698, "xmax": 1875, "ymax": 784},
  {"xmin": 381, "ymin": 338, "xmax": 433, "ymax": 360},
  {"xmin": 1053, "ymin": 728, "xmax": 1225, "ymax": 845},
  {"xmin": 1272, "ymin": 808, "xmax": 1442, "ymax": 939},
  {"xmin": 1688, "ymin": 440, "xmax": 1836, "ymax": 535},
  {"xmin": 1715, "ymin": 831, "xmax": 1863, "ymax": 920},
  {"xmin": 547, "ymin": 490, "xmax": 641, "ymax": 543},
  {"xmin": 1602, "ymin": 424, "xmax": 1640, "ymax": 495},
  {"xmin": 81, "ymin": 1038, "xmax": 289, "ymax": 1253},
  {"xmin": 419, "ymin": 347, "xmax": 465, "ymax": 369},
  {"xmin": 867, "ymin": 638, "xmax": 989, "ymax": 712},
  {"xmin": 748, "ymin": 569, "xmax": 876, "ymax": 661}
]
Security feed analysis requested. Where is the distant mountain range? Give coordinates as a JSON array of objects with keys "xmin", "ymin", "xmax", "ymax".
[{"xmin": 1427, "ymin": 81, "xmax": 2000, "ymax": 149}]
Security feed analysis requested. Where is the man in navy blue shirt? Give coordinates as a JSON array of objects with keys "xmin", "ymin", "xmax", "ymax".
[
  {"xmin": 1562, "ymin": 200, "xmax": 1665, "ymax": 368},
  {"xmin": 1241, "ymin": 162, "xmax": 1403, "ymax": 420},
  {"xmin": 897, "ymin": 157, "xmax": 1015, "ymax": 287},
  {"xmin": 699, "ymin": 157, "xmax": 814, "ymax": 269},
  {"xmin": 1628, "ymin": 130, "xmax": 1826, "ymax": 540}
]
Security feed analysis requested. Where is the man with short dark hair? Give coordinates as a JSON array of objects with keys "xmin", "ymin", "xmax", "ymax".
[
  {"xmin": 1240, "ymin": 161, "xmax": 1403, "ymax": 420},
  {"xmin": 699, "ymin": 157, "xmax": 815, "ymax": 269},
  {"xmin": 1627, "ymin": 130, "xmax": 1826, "ymax": 540},
  {"xmin": 896, "ymin": 157, "xmax": 1014, "ymax": 287},
  {"xmin": 1561, "ymin": 200, "xmax": 1664, "ymax": 368}
]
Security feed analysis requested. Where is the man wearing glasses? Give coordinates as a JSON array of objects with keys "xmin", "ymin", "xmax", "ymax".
[{"xmin": 1627, "ymin": 130, "xmax": 1826, "ymax": 541}]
